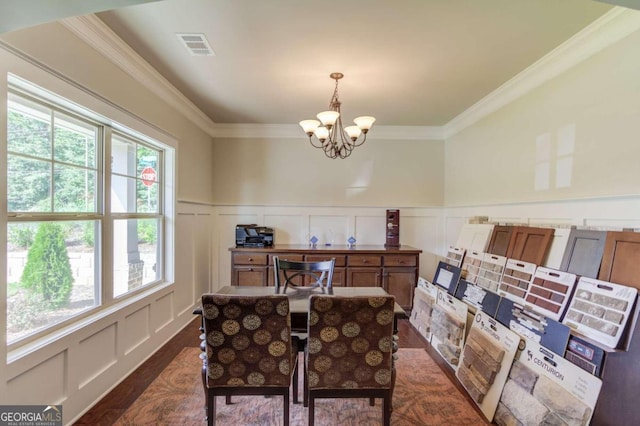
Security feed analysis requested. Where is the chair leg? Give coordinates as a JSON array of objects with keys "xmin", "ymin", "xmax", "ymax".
[
  {"xmin": 283, "ymin": 391, "xmax": 290, "ymax": 426},
  {"xmin": 225, "ymin": 395, "xmax": 232, "ymax": 404},
  {"xmin": 292, "ymin": 353, "xmax": 299, "ymax": 404},
  {"xmin": 369, "ymin": 397, "xmax": 375, "ymax": 406},
  {"xmin": 303, "ymin": 363, "xmax": 309, "ymax": 407},
  {"xmin": 308, "ymin": 395, "xmax": 315, "ymax": 426},
  {"xmin": 383, "ymin": 394, "xmax": 391, "ymax": 426},
  {"xmin": 206, "ymin": 389, "xmax": 215, "ymax": 426}
]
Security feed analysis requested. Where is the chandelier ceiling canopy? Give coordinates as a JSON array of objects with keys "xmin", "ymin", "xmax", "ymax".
[{"xmin": 299, "ymin": 73, "xmax": 375, "ymax": 159}]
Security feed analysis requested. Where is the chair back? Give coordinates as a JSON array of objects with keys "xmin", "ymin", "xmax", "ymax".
[
  {"xmin": 200, "ymin": 294, "xmax": 293, "ymax": 387},
  {"xmin": 274, "ymin": 256, "xmax": 335, "ymax": 294},
  {"xmin": 306, "ymin": 295, "xmax": 395, "ymax": 390}
]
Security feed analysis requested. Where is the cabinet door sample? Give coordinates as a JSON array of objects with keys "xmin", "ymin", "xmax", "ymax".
[
  {"xmin": 486, "ymin": 225, "xmax": 513, "ymax": 257},
  {"xmin": 599, "ymin": 231, "xmax": 640, "ymax": 290},
  {"xmin": 559, "ymin": 229, "xmax": 606, "ymax": 278},
  {"xmin": 506, "ymin": 226, "xmax": 554, "ymax": 265}
]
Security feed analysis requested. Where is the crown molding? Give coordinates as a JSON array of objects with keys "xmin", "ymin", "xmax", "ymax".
[
  {"xmin": 212, "ymin": 123, "xmax": 444, "ymax": 140},
  {"xmin": 60, "ymin": 14, "xmax": 218, "ymax": 137},
  {"xmin": 443, "ymin": 6, "xmax": 640, "ymax": 139}
]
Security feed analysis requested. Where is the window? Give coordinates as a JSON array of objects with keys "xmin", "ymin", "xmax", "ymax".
[{"xmin": 6, "ymin": 84, "xmax": 173, "ymax": 345}]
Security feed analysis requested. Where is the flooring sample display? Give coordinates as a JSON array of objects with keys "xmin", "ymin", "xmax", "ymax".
[
  {"xmin": 409, "ymin": 278, "xmax": 439, "ymax": 342},
  {"xmin": 487, "ymin": 225, "xmax": 513, "ymax": 257},
  {"xmin": 476, "ymin": 253, "xmax": 507, "ymax": 293},
  {"xmin": 430, "ymin": 289, "xmax": 468, "ymax": 370},
  {"xmin": 457, "ymin": 312, "xmax": 520, "ymax": 421},
  {"xmin": 455, "ymin": 279, "xmax": 501, "ymax": 318},
  {"xmin": 498, "ymin": 258, "xmax": 536, "ymax": 302},
  {"xmin": 565, "ymin": 334, "xmax": 606, "ymax": 377},
  {"xmin": 506, "ymin": 226, "xmax": 555, "ymax": 265},
  {"xmin": 445, "ymin": 246, "xmax": 466, "ymax": 268},
  {"xmin": 433, "ymin": 261, "xmax": 462, "ymax": 295},
  {"xmin": 496, "ymin": 338, "xmax": 602, "ymax": 426},
  {"xmin": 559, "ymin": 228, "xmax": 606, "ymax": 278},
  {"xmin": 496, "ymin": 298, "xmax": 570, "ymax": 356},
  {"xmin": 563, "ymin": 276, "xmax": 637, "ymax": 348},
  {"xmin": 456, "ymin": 223, "xmax": 495, "ymax": 252},
  {"xmin": 528, "ymin": 266, "xmax": 577, "ymax": 321},
  {"xmin": 461, "ymin": 250, "xmax": 484, "ymax": 284}
]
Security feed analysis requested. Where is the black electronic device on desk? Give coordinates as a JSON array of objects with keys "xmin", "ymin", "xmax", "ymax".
[{"xmin": 235, "ymin": 224, "xmax": 274, "ymax": 248}]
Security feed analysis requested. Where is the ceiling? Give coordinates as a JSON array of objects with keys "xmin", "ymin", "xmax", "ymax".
[{"xmin": 2, "ymin": 1, "xmax": 623, "ymax": 128}]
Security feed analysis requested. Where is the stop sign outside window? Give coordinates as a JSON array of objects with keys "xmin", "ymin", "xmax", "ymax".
[{"xmin": 141, "ymin": 167, "xmax": 157, "ymax": 187}]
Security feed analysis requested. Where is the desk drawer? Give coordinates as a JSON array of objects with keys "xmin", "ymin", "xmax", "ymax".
[
  {"xmin": 384, "ymin": 255, "xmax": 417, "ymax": 267},
  {"xmin": 269, "ymin": 254, "xmax": 304, "ymax": 265},
  {"xmin": 348, "ymin": 255, "xmax": 382, "ymax": 267},
  {"xmin": 305, "ymin": 254, "xmax": 346, "ymax": 267},
  {"xmin": 233, "ymin": 253, "xmax": 268, "ymax": 265}
]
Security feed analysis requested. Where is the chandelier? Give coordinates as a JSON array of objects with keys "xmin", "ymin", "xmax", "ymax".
[{"xmin": 299, "ymin": 73, "xmax": 375, "ymax": 159}]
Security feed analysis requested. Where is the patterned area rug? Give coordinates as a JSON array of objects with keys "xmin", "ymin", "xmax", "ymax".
[{"xmin": 114, "ymin": 347, "xmax": 485, "ymax": 425}]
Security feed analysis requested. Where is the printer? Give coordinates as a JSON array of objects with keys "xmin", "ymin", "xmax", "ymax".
[{"xmin": 235, "ymin": 224, "xmax": 274, "ymax": 248}]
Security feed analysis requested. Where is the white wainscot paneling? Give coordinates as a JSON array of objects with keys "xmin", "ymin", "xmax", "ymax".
[
  {"xmin": 309, "ymin": 215, "xmax": 349, "ymax": 246},
  {"xmin": 194, "ymin": 213, "xmax": 212, "ymax": 300},
  {"xmin": 151, "ymin": 292, "xmax": 174, "ymax": 333},
  {"xmin": 7, "ymin": 351, "xmax": 66, "ymax": 404},
  {"xmin": 77, "ymin": 324, "xmax": 117, "ymax": 388},
  {"xmin": 123, "ymin": 306, "xmax": 150, "ymax": 356},
  {"xmin": 175, "ymin": 213, "xmax": 196, "ymax": 311},
  {"xmin": 265, "ymin": 214, "xmax": 305, "ymax": 244},
  {"xmin": 444, "ymin": 216, "xmax": 467, "ymax": 248},
  {"xmin": 354, "ymin": 215, "xmax": 385, "ymax": 245},
  {"xmin": 401, "ymin": 215, "xmax": 442, "ymax": 279},
  {"xmin": 583, "ymin": 218, "xmax": 640, "ymax": 229}
]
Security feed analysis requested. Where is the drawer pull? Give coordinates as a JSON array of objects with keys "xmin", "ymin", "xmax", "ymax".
[
  {"xmin": 362, "ymin": 259, "xmax": 368, "ymax": 263},
  {"xmin": 248, "ymin": 258, "xmax": 253, "ymax": 262}
]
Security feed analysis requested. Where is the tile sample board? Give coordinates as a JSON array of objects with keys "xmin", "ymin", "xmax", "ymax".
[
  {"xmin": 559, "ymin": 228, "xmax": 606, "ymax": 279},
  {"xmin": 461, "ymin": 250, "xmax": 484, "ymax": 284},
  {"xmin": 506, "ymin": 226, "xmax": 554, "ymax": 265},
  {"xmin": 498, "ymin": 259, "xmax": 536, "ymax": 302},
  {"xmin": 476, "ymin": 253, "xmax": 507, "ymax": 293},
  {"xmin": 527, "ymin": 267, "xmax": 577, "ymax": 321},
  {"xmin": 495, "ymin": 338, "xmax": 602, "ymax": 426},
  {"xmin": 445, "ymin": 246, "xmax": 466, "ymax": 268},
  {"xmin": 598, "ymin": 231, "xmax": 640, "ymax": 290},
  {"xmin": 431, "ymin": 289, "xmax": 468, "ymax": 370},
  {"xmin": 409, "ymin": 278, "xmax": 439, "ymax": 342},
  {"xmin": 563, "ymin": 277, "xmax": 637, "ymax": 348},
  {"xmin": 487, "ymin": 225, "xmax": 513, "ymax": 257},
  {"xmin": 455, "ymin": 279, "xmax": 501, "ymax": 318},
  {"xmin": 496, "ymin": 298, "xmax": 570, "ymax": 356},
  {"xmin": 457, "ymin": 311, "xmax": 520, "ymax": 422},
  {"xmin": 433, "ymin": 261, "xmax": 462, "ymax": 296},
  {"xmin": 456, "ymin": 223, "xmax": 495, "ymax": 252}
]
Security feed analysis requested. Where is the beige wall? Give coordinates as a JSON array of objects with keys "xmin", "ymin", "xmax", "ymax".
[
  {"xmin": 212, "ymin": 136, "xmax": 444, "ymax": 207},
  {"xmin": 444, "ymin": 28, "xmax": 640, "ymax": 206}
]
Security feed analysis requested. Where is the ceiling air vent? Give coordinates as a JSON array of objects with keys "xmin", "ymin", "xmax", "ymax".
[{"xmin": 176, "ymin": 33, "xmax": 215, "ymax": 56}]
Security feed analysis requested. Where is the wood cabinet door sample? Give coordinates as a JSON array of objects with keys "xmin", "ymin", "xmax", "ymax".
[
  {"xmin": 487, "ymin": 225, "xmax": 513, "ymax": 257},
  {"xmin": 599, "ymin": 231, "xmax": 640, "ymax": 290},
  {"xmin": 559, "ymin": 229, "xmax": 606, "ymax": 278},
  {"xmin": 506, "ymin": 226, "xmax": 554, "ymax": 265}
]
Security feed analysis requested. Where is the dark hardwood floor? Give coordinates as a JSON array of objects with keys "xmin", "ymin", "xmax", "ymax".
[{"xmin": 75, "ymin": 317, "xmax": 490, "ymax": 425}]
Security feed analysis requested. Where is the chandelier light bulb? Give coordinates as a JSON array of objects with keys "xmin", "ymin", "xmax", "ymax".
[
  {"xmin": 299, "ymin": 119, "xmax": 320, "ymax": 136},
  {"xmin": 344, "ymin": 125, "xmax": 362, "ymax": 141},
  {"xmin": 314, "ymin": 126, "xmax": 329, "ymax": 142},
  {"xmin": 317, "ymin": 110, "xmax": 340, "ymax": 127},
  {"xmin": 354, "ymin": 116, "xmax": 376, "ymax": 133}
]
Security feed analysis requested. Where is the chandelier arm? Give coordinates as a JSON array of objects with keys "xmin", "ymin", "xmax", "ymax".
[{"xmin": 351, "ymin": 132, "xmax": 368, "ymax": 147}]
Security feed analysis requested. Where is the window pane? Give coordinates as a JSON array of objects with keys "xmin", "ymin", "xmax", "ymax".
[
  {"xmin": 7, "ymin": 96, "xmax": 51, "ymax": 159},
  {"xmin": 113, "ymin": 218, "xmax": 160, "ymax": 297},
  {"xmin": 137, "ymin": 145, "xmax": 159, "ymax": 178},
  {"xmin": 54, "ymin": 164, "xmax": 97, "ymax": 212},
  {"xmin": 111, "ymin": 136, "xmax": 136, "ymax": 176},
  {"xmin": 54, "ymin": 112, "xmax": 97, "ymax": 168},
  {"xmin": 6, "ymin": 221, "xmax": 99, "ymax": 343},
  {"xmin": 7, "ymin": 155, "xmax": 51, "ymax": 212},
  {"xmin": 137, "ymin": 179, "xmax": 159, "ymax": 214}
]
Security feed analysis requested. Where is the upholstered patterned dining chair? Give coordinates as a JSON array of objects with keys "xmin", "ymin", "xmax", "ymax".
[
  {"xmin": 200, "ymin": 294, "xmax": 298, "ymax": 426},
  {"xmin": 273, "ymin": 256, "xmax": 335, "ymax": 294},
  {"xmin": 306, "ymin": 294, "xmax": 396, "ymax": 426}
]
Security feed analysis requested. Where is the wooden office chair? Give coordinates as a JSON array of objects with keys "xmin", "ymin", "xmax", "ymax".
[
  {"xmin": 273, "ymin": 256, "xmax": 335, "ymax": 294},
  {"xmin": 306, "ymin": 294, "xmax": 396, "ymax": 426},
  {"xmin": 199, "ymin": 294, "xmax": 298, "ymax": 426}
]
